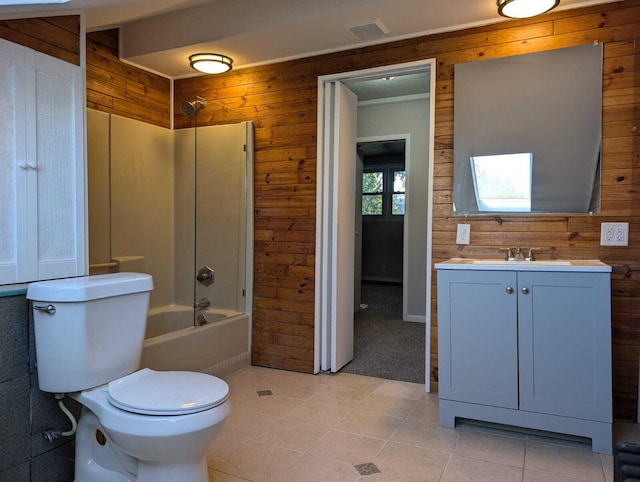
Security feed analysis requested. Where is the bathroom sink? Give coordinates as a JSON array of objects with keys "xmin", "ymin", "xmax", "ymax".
[
  {"xmin": 471, "ymin": 260, "xmax": 571, "ymax": 266},
  {"xmin": 435, "ymin": 258, "xmax": 611, "ymax": 273}
]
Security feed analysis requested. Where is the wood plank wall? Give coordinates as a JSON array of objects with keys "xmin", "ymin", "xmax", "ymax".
[
  {"xmin": 176, "ymin": 0, "xmax": 639, "ymax": 419},
  {"xmin": 0, "ymin": 15, "xmax": 80, "ymax": 64},
  {"xmin": 86, "ymin": 29, "xmax": 171, "ymax": 128}
]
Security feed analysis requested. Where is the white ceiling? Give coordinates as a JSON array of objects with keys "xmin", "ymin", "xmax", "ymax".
[
  {"xmin": 0, "ymin": 0, "xmax": 619, "ymax": 78},
  {"xmin": 346, "ymin": 72, "xmax": 431, "ymax": 101}
]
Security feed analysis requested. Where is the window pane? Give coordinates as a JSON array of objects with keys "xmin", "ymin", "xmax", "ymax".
[
  {"xmin": 362, "ymin": 194, "xmax": 382, "ymax": 215},
  {"xmin": 393, "ymin": 171, "xmax": 406, "ymax": 193},
  {"xmin": 392, "ymin": 194, "xmax": 405, "ymax": 215},
  {"xmin": 470, "ymin": 153, "xmax": 532, "ymax": 212},
  {"xmin": 363, "ymin": 171, "xmax": 383, "ymax": 194}
]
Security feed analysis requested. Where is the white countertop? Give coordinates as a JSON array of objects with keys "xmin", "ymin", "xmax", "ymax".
[{"xmin": 434, "ymin": 258, "xmax": 611, "ymax": 273}]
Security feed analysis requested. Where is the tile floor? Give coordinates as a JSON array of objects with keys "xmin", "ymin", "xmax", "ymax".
[{"xmin": 207, "ymin": 366, "xmax": 637, "ymax": 481}]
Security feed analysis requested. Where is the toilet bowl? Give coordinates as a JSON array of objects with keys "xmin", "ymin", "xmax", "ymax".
[
  {"xmin": 26, "ymin": 273, "xmax": 232, "ymax": 482},
  {"xmin": 72, "ymin": 369, "xmax": 230, "ymax": 482}
]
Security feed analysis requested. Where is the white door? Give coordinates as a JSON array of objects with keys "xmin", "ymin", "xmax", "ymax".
[{"xmin": 321, "ymin": 81, "xmax": 358, "ymax": 372}]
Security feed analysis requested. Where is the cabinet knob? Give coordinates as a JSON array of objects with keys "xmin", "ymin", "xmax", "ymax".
[
  {"xmin": 521, "ymin": 287, "xmax": 530, "ymax": 294},
  {"xmin": 506, "ymin": 286, "xmax": 514, "ymax": 294}
]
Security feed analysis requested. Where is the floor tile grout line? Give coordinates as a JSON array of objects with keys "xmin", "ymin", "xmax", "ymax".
[
  {"xmin": 447, "ymin": 452, "xmax": 527, "ymax": 470},
  {"xmin": 438, "ymin": 452, "xmax": 454, "ymax": 482},
  {"xmin": 208, "ymin": 465, "xmax": 255, "ymax": 482}
]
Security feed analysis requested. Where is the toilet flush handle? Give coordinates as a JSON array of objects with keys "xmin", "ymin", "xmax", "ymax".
[{"xmin": 34, "ymin": 304, "xmax": 56, "ymax": 315}]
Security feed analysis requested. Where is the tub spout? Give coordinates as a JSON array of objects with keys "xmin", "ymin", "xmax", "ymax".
[{"xmin": 194, "ymin": 298, "xmax": 210, "ymax": 311}]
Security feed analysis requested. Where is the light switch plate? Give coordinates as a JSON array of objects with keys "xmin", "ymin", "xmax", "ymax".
[
  {"xmin": 601, "ymin": 222, "xmax": 628, "ymax": 246},
  {"xmin": 456, "ymin": 224, "xmax": 470, "ymax": 245}
]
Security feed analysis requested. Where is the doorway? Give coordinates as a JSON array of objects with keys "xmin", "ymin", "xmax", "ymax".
[
  {"xmin": 314, "ymin": 59, "xmax": 436, "ymax": 391},
  {"xmin": 342, "ymin": 138, "xmax": 425, "ymax": 383}
]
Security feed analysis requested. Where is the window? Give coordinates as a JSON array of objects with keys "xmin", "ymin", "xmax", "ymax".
[
  {"xmin": 362, "ymin": 171, "xmax": 383, "ymax": 215},
  {"xmin": 470, "ymin": 153, "xmax": 532, "ymax": 212},
  {"xmin": 362, "ymin": 168, "xmax": 405, "ymax": 217},
  {"xmin": 392, "ymin": 170, "xmax": 405, "ymax": 215}
]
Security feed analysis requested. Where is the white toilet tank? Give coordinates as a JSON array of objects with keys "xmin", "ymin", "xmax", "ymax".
[{"xmin": 27, "ymin": 273, "xmax": 154, "ymax": 393}]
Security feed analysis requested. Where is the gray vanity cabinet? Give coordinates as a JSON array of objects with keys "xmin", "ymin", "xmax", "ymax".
[{"xmin": 436, "ymin": 262, "xmax": 612, "ymax": 453}]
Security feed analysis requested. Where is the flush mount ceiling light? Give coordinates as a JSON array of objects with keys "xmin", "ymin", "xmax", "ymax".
[
  {"xmin": 497, "ymin": 0, "xmax": 560, "ymax": 18},
  {"xmin": 189, "ymin": 53, "xmax": 233, "ymax": 74}
]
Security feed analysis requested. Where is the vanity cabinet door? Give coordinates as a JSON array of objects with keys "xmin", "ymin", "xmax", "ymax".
[
  {"xmin": 438, "ymin": 270, "xmax": 518, "ymax": 409},
  {"xmin": 517, "ymin": 271, "xmax": 612, "ymax": 422}
]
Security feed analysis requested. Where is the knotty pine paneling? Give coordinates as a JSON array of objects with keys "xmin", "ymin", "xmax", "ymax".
[
  {"xmin": 0, "ymin": 15, "xmax": 80, "ymax": 64},
  {"xmin": 175, "ymin": 0, "xmax": 640, "ymax": 419},
  {"xmin": 86, "ymin": 29, "xmax": 170, "ymax": 128}
]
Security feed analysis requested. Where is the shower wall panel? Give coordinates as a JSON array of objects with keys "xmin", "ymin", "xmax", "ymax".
[
  {"xmin": 174, "ymin": 130, "xmax": 196, "ymax": 308},
  {"xmin": 87, "ymin": 109, "xmax": 111, "ymax": 274},
  {"xmin": 110, "ymin": 116, "xmax": 175, "ymax": 309}
]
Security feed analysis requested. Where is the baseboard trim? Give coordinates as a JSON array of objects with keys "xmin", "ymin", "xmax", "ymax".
[
  {"xmin": 404, "ymin": 315, "xmax": 426, "ymax": 323},
  {"xmin": 203, "ymin": 351, "xmax": 251, "ymax": 378}
]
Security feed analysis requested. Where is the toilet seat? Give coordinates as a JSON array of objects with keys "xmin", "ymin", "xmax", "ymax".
[{"xmin": 107, "ymin": 368, "xmax": 229, "ymax": 415}]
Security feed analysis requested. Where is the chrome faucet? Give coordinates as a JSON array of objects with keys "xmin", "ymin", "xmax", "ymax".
[
  {"xmin": 196, "ymin": 313, "xmax": 208, "ymax": 326},
  {"xmin": 194, "ymin": 297, "xmax": 210, "ymax": 311},
  {"xmin": 503, "ymin": 247, "xmax": 537, "ymax": 261},
  {"xmin": 503, "ymin": 247, "xmax": 518, "ymax": 261}
]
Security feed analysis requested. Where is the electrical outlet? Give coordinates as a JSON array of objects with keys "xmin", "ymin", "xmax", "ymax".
[
  {"xmin": 615, "ymin": 224, "xmax": 629, "ymax": 244},
  {"xmin": 456, "ymin": 224, "xmax": 470, "ymax": 245},
  {"xmin": 601, "ymin": 222, "xmax": 628, "ymax": 246}
]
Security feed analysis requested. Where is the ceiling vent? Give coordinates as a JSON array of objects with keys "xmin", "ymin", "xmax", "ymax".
[{"xmin": 346, "ymin": 19, "xmax": 390, "ymax": 41}]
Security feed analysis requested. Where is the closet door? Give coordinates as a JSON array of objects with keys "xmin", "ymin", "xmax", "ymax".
[
  {"xmin": 33, "ymin": 51, "xmax": 85, "ymax": 281},
  {"xmin": 0, "ymin": 39, "xmax": 27, "ymax": 284}
]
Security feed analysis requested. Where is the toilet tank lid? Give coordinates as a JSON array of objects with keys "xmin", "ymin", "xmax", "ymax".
[{"xmin": 27, "ymin": 273, "xmax": 154, "ymax": 302}]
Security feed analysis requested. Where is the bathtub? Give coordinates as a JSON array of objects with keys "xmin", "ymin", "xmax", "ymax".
[
  {"xmin": 145, "ymin": 304, "xmax": 241, "ymax": 338},
  {"xmin": 140, "ymin": 304, "xmax": 251, "ymax": 377}
]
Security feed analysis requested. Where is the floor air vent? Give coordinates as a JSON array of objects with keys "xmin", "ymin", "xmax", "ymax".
[
  {"xmin": 615, "ymin": 442, "xmax": 640, "ymax": 481},
  {"xmin": 345, "ymin": 19, "xmax": 389, "ymax": 41}
]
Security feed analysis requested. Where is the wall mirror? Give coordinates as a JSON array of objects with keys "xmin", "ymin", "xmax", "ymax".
[{"xmin": 453, "ymin": 43, "xmax": 603, "ymax": 215}]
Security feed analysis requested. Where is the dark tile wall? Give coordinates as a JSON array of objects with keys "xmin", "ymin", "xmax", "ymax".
[{"xmin": 0, "ymin": 294, "xmax": 80, "ymax": 482}]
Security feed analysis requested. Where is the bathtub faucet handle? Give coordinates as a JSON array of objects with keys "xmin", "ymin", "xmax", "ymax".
[{"xmin": 196, "ymin": 266, "xmax": 215, "ymax": 287}]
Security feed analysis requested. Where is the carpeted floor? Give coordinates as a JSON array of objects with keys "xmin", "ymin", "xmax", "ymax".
[{"xmin": 340, "ymin": 282, "xmax": 426, "ymax": 384}]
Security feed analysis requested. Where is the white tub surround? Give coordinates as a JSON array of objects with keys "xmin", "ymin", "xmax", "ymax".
[
  {"xmin": 141, "ymin": 313, "xmax": 251, "ymax": 378},
  {"xmin": 436, "ymin": 258, "xmax": 612, "ymax": 453},
  {"xmin": 145, "ymin": 305, "xmax": 240, "ymax": 338}
]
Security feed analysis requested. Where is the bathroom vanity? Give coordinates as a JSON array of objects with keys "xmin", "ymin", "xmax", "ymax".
[{"xmin": 435, "ymin": 259, "xmax": 612, "ymax": 453}]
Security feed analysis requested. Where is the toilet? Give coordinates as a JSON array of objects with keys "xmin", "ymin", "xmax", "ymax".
[{"xmin": 27, "ymin": 272, "xmax": 230, "ymax": 482}]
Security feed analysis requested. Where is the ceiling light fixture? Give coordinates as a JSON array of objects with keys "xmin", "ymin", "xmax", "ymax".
[
  {"xmin": 189, "ymin": 53, "xmax": 233, "ymax": 74},
  {"xmin": 497, "ymin": 0, "xmax": 560, "ymax": 18}
]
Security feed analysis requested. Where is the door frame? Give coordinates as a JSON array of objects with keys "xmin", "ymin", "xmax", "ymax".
[{"xmin": 314, "ymin": 58, "xmax": 436, "ymax": 391}]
